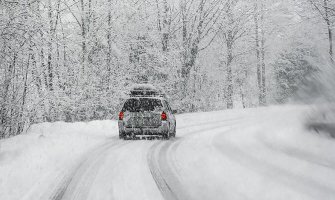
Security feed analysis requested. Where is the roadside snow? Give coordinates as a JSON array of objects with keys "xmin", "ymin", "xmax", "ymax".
[{"xmin": 0, "ymin": 120, "xmax": 117, "ymax": 200}]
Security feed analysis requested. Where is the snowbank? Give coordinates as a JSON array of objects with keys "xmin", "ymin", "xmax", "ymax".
[{"xmin": 0, "ymin": 120, "xmax": 117, "ymax": 200}]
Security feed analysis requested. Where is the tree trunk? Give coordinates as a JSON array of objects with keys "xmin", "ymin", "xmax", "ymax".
[
  {"xmin": 17, "ymin": 54, "xmax": 30, "ymax": 135},
  {"xmin": 226, "ymin": 39, "xmax": 234, "ymax": 109},
  {"xmin": 260, "ymin": 1, "xmax": 266, "ymax": 105},
  {"xmin": 162, "ymin": 0, "xmax": 170, "ymax": 52},
  {"xmin": 240, "ymin": 84, "xmax": 246, "ymax": 109},
  {"xmin": 31, "ymin": 51, "xmax": 41, "ymax": 94},
  {"xmin": 225, "ymin": 1, "xmax": 234, "ymax": 109},
  {"xmin": 324, "ymin": 0, "xmax": 333, "ymax": 61},
  {"xmin": 48, "ymin": 0, "xmax": 53, "ymax": 91},
  {"xmin": 107, "ymin": 0, "xmax": 112, "ymax": 90},
  {"xmin": 7, "ymin": 53, "xmax": 17, "ymax": 137},
  {"xmin": 254, "ymin": 2, "xmax": 263, "ymax": 106},
  {"xmin": 180, "ymin": 0, "xmax": 204, "ymax": 102},
  {"xmin": 81, "ymin": 0, "xmax": 87, "ymax": 75},
  {"xmin": 181, "ymin": 0, "xmax": 188, "ymax": 99},
  {"xmin": 0, "ymin": 53, "xmax": 16, "ymax": 134}
]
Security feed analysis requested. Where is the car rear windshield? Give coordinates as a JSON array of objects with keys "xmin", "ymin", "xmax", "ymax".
[{"xmin": 122, "ymin": 98, "xmax": 163, "ymax": 112}]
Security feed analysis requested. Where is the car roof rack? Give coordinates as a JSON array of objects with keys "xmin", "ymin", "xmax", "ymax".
[
  {"xmin": 128, "ymin": 84, "xmax": 166, "ymax": 98},
  {"xmin": 129, "ymin": 91, "xmax": 166, "ymax": 98}
]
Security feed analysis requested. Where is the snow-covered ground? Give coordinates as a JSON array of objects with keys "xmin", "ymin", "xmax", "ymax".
[{"xmin": 1, "ymin": 105, "xmax": 335, "ymax": 200}]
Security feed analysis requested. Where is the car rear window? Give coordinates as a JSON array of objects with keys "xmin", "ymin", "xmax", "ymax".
[{"xmin": 122, "ymin": 98, "xmax": 163, "ymax": 112}]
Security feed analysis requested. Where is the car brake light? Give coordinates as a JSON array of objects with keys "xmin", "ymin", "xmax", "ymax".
[
  {"xmin": 119, "ymin": 111, "xmax": 124, "ymax": 120},
  {"xmin": 161, "ymin": 111, "xmax": 167, "ymax": 121}
]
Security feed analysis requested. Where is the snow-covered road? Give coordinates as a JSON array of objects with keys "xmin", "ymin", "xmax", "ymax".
[{"xmin": 1, "ymin": 105, "xmax": 335, "ymax": 200}]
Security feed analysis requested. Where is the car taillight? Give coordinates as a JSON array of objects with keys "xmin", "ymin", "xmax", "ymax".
[
  {"xmin": 161, "ymin": 111, "xmax": 167, "ymax": 121},
  {"xmin": 119, "ymin": 111, "xmax": 124, "ymax": 120}
]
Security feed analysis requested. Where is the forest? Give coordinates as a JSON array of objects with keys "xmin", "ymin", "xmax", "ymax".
[{"xmin": 0, "ymin": 0, "xmax": 334, "ymax": 138}]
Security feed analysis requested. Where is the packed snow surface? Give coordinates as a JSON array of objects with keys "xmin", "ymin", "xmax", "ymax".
[{"xmin": 1, "ymin": 105, "xmax": 335, "ymax": 200}]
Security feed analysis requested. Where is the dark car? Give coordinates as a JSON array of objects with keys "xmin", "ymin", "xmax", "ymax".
[{"xmin": 118, "ymin": 84, "xmax": 176, "ymax": 140}]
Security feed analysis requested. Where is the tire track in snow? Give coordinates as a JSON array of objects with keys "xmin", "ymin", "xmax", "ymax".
[
  {"xmin": 147, "ymin": 119, "xmax": 240, "ymax": 200},
  {"xmin": 48, "ymin": 118, "xmax": 241, "ymax": 200},
  {"xmin": 49, "ymin": 139, "xmax": 130, "ymax": 200},
  {"xmin": 147, "ymin": 140, "xmax": 190, "ymax": 200}
]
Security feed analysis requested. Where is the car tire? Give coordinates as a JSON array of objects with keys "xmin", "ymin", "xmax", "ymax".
[
  {"xmin": 169, "ymin": 122, "xmax": 176, "ymax": 138},
  {"xmin": 119, "ymin": 131, "xmax": 125, "ymax": 140},
  {"xmin": 172, "ymin": 122, "xmax": 176, "ymax": 137},
  {"xmin": 162, "ymin": 132, "xmax": 170, "ymax": 140}
]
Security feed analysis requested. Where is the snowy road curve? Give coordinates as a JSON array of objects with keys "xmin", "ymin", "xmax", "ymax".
[
  {"xmin": 2, "ymin": 106, "xmax": 335, "ymax": 200},
  {"xmin": 41, "ymin": 118, "xmax": 242, "ymax": 200}
]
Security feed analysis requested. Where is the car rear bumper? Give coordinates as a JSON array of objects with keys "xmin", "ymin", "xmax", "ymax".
[{"xmin": 118, "ymin": 121, "xmax": 169, "ymax": 136}]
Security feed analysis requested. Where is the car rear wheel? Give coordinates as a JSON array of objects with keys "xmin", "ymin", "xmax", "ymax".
[
  {"xmin": 162, "ymin": 132, "xmax": 170, "ymax": 140},
  {"xmin": 169, "ymin": 122, "xmax": 176, "ymax": 138},
  {"xmin": 119, "ymin": 131, "xmax": 125, "ymax": 140}
]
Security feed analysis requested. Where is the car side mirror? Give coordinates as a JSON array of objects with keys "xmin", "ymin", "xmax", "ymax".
[{"xmin": 172, "ymin": 110, "xmax": 177, "ymax": 114}]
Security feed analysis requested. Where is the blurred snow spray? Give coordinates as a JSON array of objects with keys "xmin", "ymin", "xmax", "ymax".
[{"xmin": 299, "ymin": 54, "xmax": 335, "ymax": 137}]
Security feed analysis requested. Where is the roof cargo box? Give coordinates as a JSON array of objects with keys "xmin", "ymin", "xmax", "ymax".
[{"xmin": 129, "ymin": 84, "xmax": 164, "ymax": 97}]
